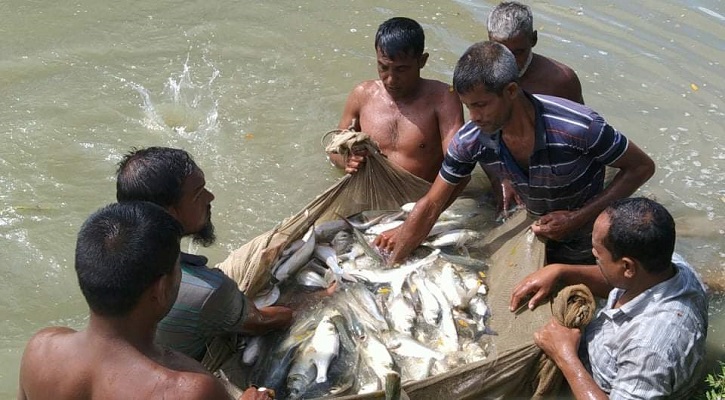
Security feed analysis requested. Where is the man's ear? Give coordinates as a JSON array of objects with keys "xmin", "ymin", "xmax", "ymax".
[
  {"xmin": 505, "ymin": 81, "xmax": 520, "ymax": 99},
  {"xmin": 149, "ymin": 275, "xmax": 171, "ymax": 310},
  {"xmin": 419, "ymin": 52, "xmax": 429, "ymax": 69},
  {"xmin": 531, "ymin": 31, "xmax": 538, "ymax": 48},
  {"xmin": 621, "ymin": 256, "xmax": 637, "ymax": 279}
]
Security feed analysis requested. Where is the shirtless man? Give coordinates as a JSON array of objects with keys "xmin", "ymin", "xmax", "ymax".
[
  {"xmin": 329, "ymin": 17, "xmax": 464, "ymax": 183},
  {"xmin": 17, "ymin": 202, "xmax": 271, "ymax": 400},
  {"xmin": 488, "ymin": 1, "xmax": 584, "ymax": 104}
]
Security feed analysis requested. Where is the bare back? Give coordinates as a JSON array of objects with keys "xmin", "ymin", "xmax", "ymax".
[
  {"xmin": 18, "ymin": 327, "xmax": 230, "ymax": 400},
  {"xmin": 520, "ymin": 54, "xmax": 584, "ymax": 104},
  {"xmin": 339, "ymin": 78, "xmax": 463, "ymax": 182}
]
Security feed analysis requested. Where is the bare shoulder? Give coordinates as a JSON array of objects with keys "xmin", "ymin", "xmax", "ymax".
[
  {"xmin": 541, "ymin": 55, "xmax": 580, "ymax": 83},
  {"xmin": 168, "ymin": 371, "xmax": 232, "ymax": 400},
  {"xmin": 22, "ymin": 327, "xmax": 76, "ymax": 360},
  {"xmin": 421, "ymin": 78, "xmax": 456, "ymax": 97},
  {"xmin": 349, "ymin": 79, "xmax": 382, "ymax": 98}
]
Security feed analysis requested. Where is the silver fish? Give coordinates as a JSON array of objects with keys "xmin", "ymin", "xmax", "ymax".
[
  {"xmin": 310, "ymin": 315, "xmax": 340, "ymax": 383},
  {"xmin": 331, "ymin": 230, "xmax": 353, "ymax": 254},
  {"xmin": 242, "ymin": 335, "xmax": 263, "ymax": 365},
  {"xmin": 296, "ymin": 269, "xmax": 329, "ymax": 289},
  {"xmin": 427, "ymin": 219, "xmax": 465, "ymax": 238},
  {"xmin": 424, "ymin": 278, "xmax": 459, "ymax": 353},
  {"xmin": 274, "ymin": 225, "xmax": 316, "ymax": 283},
  {"xmin": 347, "ymin": 249, "xmax": 440, "ymax": 297},
  {"xmin": 386, "ymin": 293, "xmax": 416, "ymax": 336},
  {"xmin": 314, "ymin": 219, "xmax": 349, "ymax": 243},
  {"xmin": 360, "ymin": 334, "xmax": 396, "ymax": 384},
  {"xmin": 386, "ymin": 333, "xmax": 445, "ymax": 361},
  {"xmin": 253, "ymin": 284, "xmax": 280, "ymax": 308},
  {"xmin": 438, "ymin": 263, "xmax": 466, "ymax": 308},
  {"xmin": 424, "ymin": 229, "xmax": 482, "ymax": 248},
  {"xmin": 409, "ymin": 272, "xmax": 440, "ymax": 326},
  {"xmin": 349, "ymin": 284, "xmax": 388, "ymax": 325},
  {"xmin": 286, "ymin": 342, "xmax": 317, "ymax": 399},
  {"xmin": 314, "ymin": 244, "xmax": 356, "ymax": 283}
]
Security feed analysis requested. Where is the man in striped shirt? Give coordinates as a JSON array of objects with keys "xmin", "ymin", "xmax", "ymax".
[
  {"xmin": 375, "ymin": 41, "xmax": 654, "ymax": 265},
  {"xmin": 510, "ymin": 198, "xmax": 708, "ymax": 399},
  {"xmin": 116, "ymin": 147, "xmax": 293, "ymax": 362}
]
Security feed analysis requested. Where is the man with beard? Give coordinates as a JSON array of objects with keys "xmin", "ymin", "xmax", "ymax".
[
  {"xmin": 375, "ymin": 42, "xmax": 655, "ymax": 265},
  {"xmin": 116, "ymin": 147, "xmax": 293, "ymax": 362},
  {"xmin": 329, "ymin": 17, "xmax": 464, "ymax": 183}
]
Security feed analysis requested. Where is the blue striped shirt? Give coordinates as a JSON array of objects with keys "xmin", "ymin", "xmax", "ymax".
[
  {"xmin": 441, "ymin": 93, "xmax": 628, "ymax": 218},
  {"xmin": 581, "ymin": 255, "xmax": 708, "ymax": 399},
  {"xmin": 156, "ymin": 253, "xmax": 249, "ymax": 360}
]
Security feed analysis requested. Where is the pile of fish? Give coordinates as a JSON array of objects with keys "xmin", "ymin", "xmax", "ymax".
[{"xmin": 242, "ymin": 202, "xmax": 495, "ymax": 399}]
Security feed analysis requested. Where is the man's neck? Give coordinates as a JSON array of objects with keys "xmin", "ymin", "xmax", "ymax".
[
  {"xmin": 617, "ymin": 265, "xmax": 677, "ymax": 307},
  {"xmin": 501, "ymin": 91, "xmax": 536, "ymax": 140},
  {"xmin": 87, "ymin": 313, "xmax": 160, "ymax": 356},
  {"xmin": 386, "ymin": 79, "xmax": 423, "ymax": 104}
]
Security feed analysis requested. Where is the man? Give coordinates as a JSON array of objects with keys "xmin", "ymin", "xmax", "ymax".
[
  {"xmin": 488, "ymin": 1, "xmax": 584, "ymax": 104},
  {"xmin": 116, "ymin": 147, "xmax": 293, "ymax": 362},
  {"xmin": 17, "ymin": 202, "xmax": 272, "ymax": 400},
  {"xmin": 510, "ymin": 197, "xmax": 708, "ymax": 399},
  {"xmin": 375, "ymin": 41, "xmax": 655, "ymax": 265},
  {"xmin": 329, "ymin": 17, "xmax": 464, "ymax": 183}
]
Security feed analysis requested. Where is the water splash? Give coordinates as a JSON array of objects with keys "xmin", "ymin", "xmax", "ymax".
[{"xmin": 117, "ymin": 53, "xmax": 221, "ymax": 139}]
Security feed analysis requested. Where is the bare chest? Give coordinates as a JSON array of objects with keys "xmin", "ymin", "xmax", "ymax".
[{"xmin": 359, "ymin": 102, "xmax": 439, "ymax": 153}]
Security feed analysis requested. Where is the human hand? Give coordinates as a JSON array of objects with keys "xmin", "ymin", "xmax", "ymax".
[
  {"xmin": 344, "ymin": 148, "xmax": 369, "ymax": 174},
  {"xmin": 534, "ymin": 318, "xmax": 581, "ymax": 365},
  {"xmin": 239, "ymin": 386, "xmax": 275, "ymax": 400},
  {"xmin": 257, "ymin": 306, "xmax": 294, "ymax": 331},
  {"xmin": 499, "ymin": 179, "xmax": 523, "ymax": 218},
  {"xmin": 531, "ymin": 210, "xmax": 581, "ymax": 241},
  {"xmin": 373, "ymin": 226, "xmax": 401, "ymax": 259},
  {"xmin": 509, "ymin": 264, "xmax": 562, "ymax": 312}
]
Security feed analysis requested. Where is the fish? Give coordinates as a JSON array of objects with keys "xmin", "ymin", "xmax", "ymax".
[
  {"xmin": 360, "ymin": 334, "xmax": 396, "ymax": 384},
  {"xmin": 274, "ymin": 225, "xmax": 316, "ymax": 283},
  {"xmin": 253, "ymin": 284, "xmax": 280, "ymax": 308},
  {"xmin": 400, "ymin": 202, "xmax": 481, "ymax": 221},
  {"xmin": 242, "ymin": 335, "xmax": 263, "ymax": 365},
  {"xmin": 314, "ymin": 219, "xmax": 349, "ymax": 243},
  {"xmin": 310, "ymin": 315, "xmax": 340, "ymax": 383},
  {"xmin": 427, "ymin": 219, "xmax": 465, "ymax": 238},
  {"xmin": 468, "ymin": 294, "xmax": 490, "ymax": 325},
  {"xmin": 331, "ymin": 230, "xmax": 354, "ymax": 254},
  {"xmin": 386, "ymin": 333, "xmax": 445, "ymax": 361},
  {"xmin": 347, "ymin": 249, "xmax": 440, "ymax": 297},
  {"xmin": 424, "ymin": 278, "xmax": 459, "ymax": 353},
  {"xmin": 438, "ymin": 263, "xmax": 466, "ymax": 308},
  {"xmin": 314, "ymin": 244, "xmax": 357, "ymax": 283},
  {"xmin": 409, "ymin": 272, "xmax": 441, "ymax": 326},
  {"xmin": 440, "ymin": 251, "xmax": 490, "ymax": 271},
  {"xmin": 346, "ymin": 210, "xmax": 402, "ymax": 231},
  {"xmin": 386, "ymin": 293, "xmax": 416, "ymax": 336},
  {"xmin": 260, "ymin": 341, "xmax": 303, "ymax": 393},
  {"xmin": 349, "ymin": 284, "xmax": 388, "ymax": 326},
  {"xmin": 423, "ymin": 229, "xmax": 483, "ymax": 248},
  {"xmin": 286, "ymin": 341, "xmax": 317, "ymax": 399},
  {"xmin": 296, "ymin": 269, "xmax": 329, "ymax": 289}
]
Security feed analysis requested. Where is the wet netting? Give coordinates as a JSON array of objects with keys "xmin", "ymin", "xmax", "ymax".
[{"xmin": 213, "ymin": 130, "xmax": 596, "ymax": 399}]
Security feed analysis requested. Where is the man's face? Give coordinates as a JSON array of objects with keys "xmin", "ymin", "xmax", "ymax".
[
  {"xmin": 458, "ymin": 83, "xmax": 515, "ymax": 134},
  {"xmin": 376, "ymin": 48, "xmax": 426, "ymax": 99},
  {"xmin": 592, "ymin": 213, "xmax": 623, "ymax": 288},
  {"xmin": 169, "ymin": 168, "xmax": 216, "ymax": 246},
  {"xmin": 489, "ymin": 32, "xmax": 535, "ymax": 73}
]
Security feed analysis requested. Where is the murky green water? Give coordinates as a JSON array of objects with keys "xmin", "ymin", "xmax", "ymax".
[{"xmin": 1, "ymin": 0, "xmax": 723, "ymax": 396}]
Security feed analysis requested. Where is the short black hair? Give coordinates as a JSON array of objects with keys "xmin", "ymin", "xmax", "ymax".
[
  {"xmin": 116, "ymin": 147, "xmax": 198, "ymax": 208},
  {"xmin": 453, "ymin": 41, "xmax": 519, "ymax": 95},
  {"xmin": 602, "ymin": 197, "xmax": 676, "ymax": 273},
  {"xmin": 374, "ymin": 17, "xmax": 425, "ymax": 60},
  {"xmin": 75, "ymin": 202, "xmax": 183, "ymax": 316}
]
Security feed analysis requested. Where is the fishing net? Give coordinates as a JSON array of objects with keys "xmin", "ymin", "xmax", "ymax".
[{"xmin": 213, "ymin": 129, "xmax": 597, "ymax": 398}]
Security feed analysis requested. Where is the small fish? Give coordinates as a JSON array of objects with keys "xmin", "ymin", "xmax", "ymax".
[
  {"xmin": 349, "ymin": 284, "xmax": 388, "ymax": 325},
  {"xmin": 260, "ymin": 341, "xmax": 303, "ymax": 393},
  {"xmin": 386, "ymin": 293, "xmax": 416, "ymax": 336},
  {"xmin": 314, "ymin": 244, "xmax": 356, "ymax": 283},
  {"xmin": 242, "ymin": 336, "xmax": 263, "ymax": 365},
  {"xmin": 331, "ymin": 230, "xmax": 353, "ymax": 254},
  {"xmin": 310, "ymin": 315, "xmax": 340, "ymax": 383},
  {"xmin": 427, "ymin": 220, "xmax": 465, "ymax": 238},
  {"xmin": 295, "ymin": 269, "xmax": 329, "ymax": 289},
  {"xmin": 314, "ymin": 219, "xmax": 349, "ymax": 243},
  {"xmin": 425, "ymin": 279, "xmax": 459, "ymax": 353},
  {"xmin": 424, "ymin": 229, "xmax": 482, "ymax": 248},
  {"xmin": 286, "ymin": 343, "xmax": 317, "ymax": 399},
  {"xmin": 274, "ymin": 226, "xmax": 316, "ymax": 283},
  {"xmin": 438, "ymin": 263, "xmax": 466, "ymax": 308},
  {"xmin": 253, "ymin": 284, "xmax": 280, "ymax": 308},
  {"xmin": 360, "ymin": 335, "xmax": 396, "ymax": 384},
  {"xmin": 386, "ymin": 333, "xmax": 445, "ymax": 361},
  {"xmin": 409, "ymin": 272, "xmax": 441, "ymax": 325}
]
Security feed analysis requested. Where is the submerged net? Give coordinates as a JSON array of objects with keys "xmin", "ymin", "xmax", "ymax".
[{"xmin": 213, "ymin": 130, "xmax": 596, "ymax": 398}]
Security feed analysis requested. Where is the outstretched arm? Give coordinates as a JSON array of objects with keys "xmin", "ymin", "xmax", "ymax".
[
  {"xmin": 510, "ymin": 264, "xmax": 612, "ymax": 312},
  {"xmin": 374, "ymin": 176, "xmax": 460, "ymax": 264},
  {"xmin": 532, "ymin": 141, "xmax": 654, "ymax": 241}
]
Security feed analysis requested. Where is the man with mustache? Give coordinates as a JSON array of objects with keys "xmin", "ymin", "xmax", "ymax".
[
  {"xmin": 116, "ymin": 147, "xmax": 293, "ymax": 362},
  {"xmin": 376, "ymin": 41, "xmax": 655, "ymax": 266}
]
